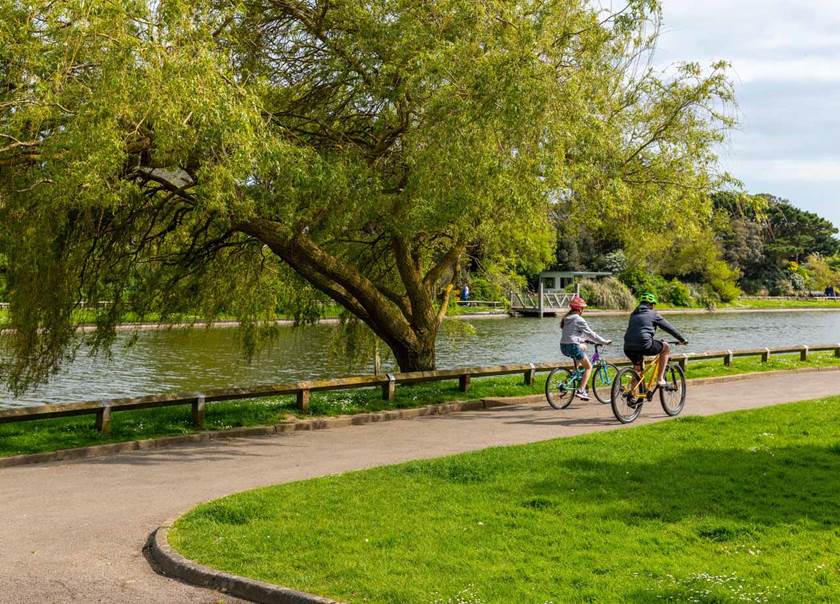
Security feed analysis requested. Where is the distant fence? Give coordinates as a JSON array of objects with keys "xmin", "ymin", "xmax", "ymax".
[{"xmin": 1, "ymin": 343, "xmax": 838, "ymax": 434}]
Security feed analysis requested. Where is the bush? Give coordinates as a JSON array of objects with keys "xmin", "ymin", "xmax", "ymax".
[
  {"xmin": 578, "ymin": 277, "xmax": 636, "ymax": 310},
  {"xmin": 661, "ymin": 279, "xmax": 694, "ymax": 307},
  {"xmin": 706, "ymin": 259, "xmax": 741, "ymax": 302},
  {"xmin": 619, "ymin": 267, "xmax": 667, "ymax": 298}
]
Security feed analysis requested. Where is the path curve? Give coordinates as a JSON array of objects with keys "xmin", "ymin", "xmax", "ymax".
[{"xmin": 2, "ymin": 371, "xmax": 839, "ymax": 604}]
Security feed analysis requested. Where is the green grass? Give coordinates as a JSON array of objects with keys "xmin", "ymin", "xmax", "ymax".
[
  {"xmin": 0, "ymin": 375, "xmax": 544, "ymax": 458},
  {"xmin": 170, "ymin": 398, "xmax": 840, "ymax": 603},
  {"xmin": 2, "ymin": 352, "xmax": 839, "ymax": 458}
]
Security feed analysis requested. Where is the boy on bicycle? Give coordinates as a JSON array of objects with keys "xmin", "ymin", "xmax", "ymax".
[
  {"xmin": 560, "ymin": 296, "xmax": 611, "ymax": 401},
  {"xmin": 623, "ymin": 292, "xmax": 688, "ymax": 387}
]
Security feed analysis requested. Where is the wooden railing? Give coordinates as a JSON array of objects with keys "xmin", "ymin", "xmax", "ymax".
[{"xmin": 1, "ymin": 343, "xmax": 838, "ymax": 433}]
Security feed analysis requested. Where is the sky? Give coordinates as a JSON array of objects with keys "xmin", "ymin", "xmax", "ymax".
[{"xmin": 654, "ymin": 0, "xmax": 840, "ymax": 229}]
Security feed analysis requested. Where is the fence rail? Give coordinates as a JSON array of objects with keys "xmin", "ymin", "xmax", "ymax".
[{"xmin": 1, "ymin": 343, "xmax": 838, "ymax": 433}]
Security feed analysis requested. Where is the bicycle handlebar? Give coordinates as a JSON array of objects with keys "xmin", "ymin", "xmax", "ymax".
[{"xmin": 668, "ymin": 340, "xmax": 688, "ymax": 345}]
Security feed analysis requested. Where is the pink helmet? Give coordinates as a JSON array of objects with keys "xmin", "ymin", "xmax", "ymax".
[{"xmin": 569, "ymin": 296, "xmax": 587, "ymax": 310}]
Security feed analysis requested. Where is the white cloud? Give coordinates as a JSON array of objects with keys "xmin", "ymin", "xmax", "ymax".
[{"xmin": 729, "ymin": 159, "xmax": 840, "ymax": 183}]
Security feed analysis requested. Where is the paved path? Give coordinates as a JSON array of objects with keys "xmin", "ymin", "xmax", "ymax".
[{"xmin": 2, "ymin": 371, "xmax": 839, "ymax": 604}]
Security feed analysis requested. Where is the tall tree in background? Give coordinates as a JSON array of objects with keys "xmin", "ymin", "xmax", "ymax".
[{"xmin": 0, "ymin": 0, "xmax": 733, "ymax": 391}]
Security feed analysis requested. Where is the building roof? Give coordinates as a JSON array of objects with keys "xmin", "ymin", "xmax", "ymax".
[{"xmin": 540, "ymin": 271, "xmax": 612, "ymax": 278}]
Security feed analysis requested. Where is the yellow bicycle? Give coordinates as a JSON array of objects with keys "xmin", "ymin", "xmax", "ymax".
[{"xmin": 610, "ymin": 341, "xmax": 687, "ymax": 423}]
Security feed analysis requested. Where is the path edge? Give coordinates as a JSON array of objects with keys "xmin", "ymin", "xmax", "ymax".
[
  {"xmin": 3, "ymin": 365, "xmax": 839, "ymax": 469},
  {"xmin": 147, "ymin": 522, "xmax": 343, "ymax": 604}
]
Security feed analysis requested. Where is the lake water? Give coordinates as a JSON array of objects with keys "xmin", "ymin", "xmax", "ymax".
[{"xmin": 2, "ymin": 310, "xmax": 839, "ymax": 407}]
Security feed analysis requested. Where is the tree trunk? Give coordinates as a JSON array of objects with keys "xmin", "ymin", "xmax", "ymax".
[
  {"xmin": 237, "ymin": 219, "xmax": 457, "ymax": 374},
  {"xmin": 389, "ymin": 332, "xmax": 437, "ymax": 372}
]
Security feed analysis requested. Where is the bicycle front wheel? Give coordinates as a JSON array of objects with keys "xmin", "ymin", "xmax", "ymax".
[
  {"xmin": 545, "ymin": 368, "xmax": 576, "ymax": 410},
  {"xmin": 591, "ymin": 363, "xmax": 620, "ymax": 405},
  {"xmin": 659, "ymin": 363, "xmax": 687, "ymax": 416},
  {"xmin": 611, "ymin": 367, "xmax": 644, "ymax": 423}
]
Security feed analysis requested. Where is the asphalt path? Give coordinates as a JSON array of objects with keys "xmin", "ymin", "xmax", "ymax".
[{"xmin": 2, "ymin": 370, "xmax": 839, "ymax": 603}]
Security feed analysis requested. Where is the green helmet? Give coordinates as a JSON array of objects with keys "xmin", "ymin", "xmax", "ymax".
[{"xmin": 639, "ymin": 292, "xmax": 658, "ymax": 304}]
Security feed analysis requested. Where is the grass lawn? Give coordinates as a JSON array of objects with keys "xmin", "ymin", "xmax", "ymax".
[
  {"xmin": 170, "ymin": 398, "xmax": 840, "ymax": 603},
  {"xmin": 1, "ymin": 351, "xmax": 839, "ymax": 458}
]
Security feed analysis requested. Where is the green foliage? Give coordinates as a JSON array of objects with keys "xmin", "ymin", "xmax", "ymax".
[
  {"xmin": 713, "ymin": 192, "xmax": 839, "ymax": 294},
  {"xmin": 578, "ymin": 277, "xmax": 636, "ymax": 310},
  {"xmin": 801, "ymin": 254, "xmax": 839, "ymax": 290},
  {"xmin": 0, "ymin": 0, "xmax": 735, "ymax": 389},
  {"xmin": 661, "ymin": 279, "xmax": 693, "ymax": 307}
]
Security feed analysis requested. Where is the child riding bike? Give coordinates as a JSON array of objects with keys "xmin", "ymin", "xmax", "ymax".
[
  {"xmin": 560, "ymin": 296, "xmax": 611, "ymax": 401},
  {"xmin": 623, "ymin": 292, "xmax": 688, "ymax": 386}
]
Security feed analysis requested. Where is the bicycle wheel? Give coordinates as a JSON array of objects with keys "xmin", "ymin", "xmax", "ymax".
[
  {"xmin": 591, "ymin": 363, "xmax": 620, "ymax": 405},
  {"xmin": 611, "ymin": 367, "xmax": 644, "ymax": 423},
  {"xmin": 659, "ymin": 363, "xmax": 687, "ymax": 416},
  {"xmin": 545, "ymin": 368, "xmax": 577, "ymax": 410}
]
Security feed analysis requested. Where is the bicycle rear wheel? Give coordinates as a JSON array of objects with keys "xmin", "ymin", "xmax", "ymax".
[
  {"xmin": 545, "ymin": 368, "xmax": 576, "ymax": 410},
  {"xmin": 591, "ymin": 363, "xmax": 619, "ymax": 404},
  {"xmin": 610, "ymin": 367, "xmax": 644, "ymax": 423},
  {"xmin": 659, "ymin": 363, "xmax": 687, "ymax": 416}
]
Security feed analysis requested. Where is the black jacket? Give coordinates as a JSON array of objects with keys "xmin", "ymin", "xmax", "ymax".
[{"xmin": 623, "ymin": 304, "xmax": 686, "ymax": 350}]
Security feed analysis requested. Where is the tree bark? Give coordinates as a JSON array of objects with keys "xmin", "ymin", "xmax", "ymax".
[{"xmin": 236, "ymin": 218, "xmax": 458, "ymax": 372}]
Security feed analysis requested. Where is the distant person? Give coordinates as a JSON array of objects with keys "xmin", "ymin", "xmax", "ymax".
[
  {"xmin": 623, "ymin": 292, "xmax": 688, "ymax": 387},
  {"xmin": 560, "ymin": 296, "xmax": 611, "ymax": 401},
  {"xmin": 826, "ymin": 285, "xmax": 835, "ymax": 298},
  {"xmin": 461, "ymin": 284, "xmax": 470, "ymax": 302}
]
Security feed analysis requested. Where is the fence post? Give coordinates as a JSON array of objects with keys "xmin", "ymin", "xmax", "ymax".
[
  {"xmin": 297, "ymin": 388, "xmax": 311, "ymax": 412},
  {"xmin": 192, "ymin": 394, "xmax": 206, "ymax": 428},
  {"xmin": 524, "ymin": 363, "xmax": 536, "ymax": 386},
  {"xmin": 538, "ymin": 281, "xmax": 544, "ymax": 318},
  {"xmin": 800, "ymin": 345, "xmax": 809, "ymax": 361},
  {"xmin": 458, "ymin": 374, "xmax": 471, "ymax": 392},
  {"xmin": 724, "ymin": 350, "xmax": 733, "ymax": 367},
  {"xmin": 382, "ymin": 373, "xmax": 396, "ymax": 401},
  {"xmin": 835, "ymin": 344, "xmax": 840, "ymax": 359},
  {"xmin": 677, "ymin": 356, "xmax": 686, "ymax": 371},
  {"xmin": 761, "ymin": 348, "xmax": 771, "ymax": 363},
  {"xmin": 95, "ymin": 406, "xmax": 112, "ymax": 434}
]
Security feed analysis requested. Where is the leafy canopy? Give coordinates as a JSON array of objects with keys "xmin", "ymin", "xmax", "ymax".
[{"xmin": 1, "ymin": 0, "xmax": 734, "ymax": 389}]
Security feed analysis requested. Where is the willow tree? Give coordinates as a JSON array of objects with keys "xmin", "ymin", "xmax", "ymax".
[{"xmin": 0, "ymin": 0, "xmax": 733, "ymax": 391}]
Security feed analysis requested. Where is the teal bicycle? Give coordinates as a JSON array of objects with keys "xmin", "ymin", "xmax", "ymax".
[{"xmin": 545, "ymin": 342, "xmax": 619, "ymax": 409}]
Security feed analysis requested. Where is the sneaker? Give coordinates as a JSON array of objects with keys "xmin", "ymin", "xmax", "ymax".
[{"xmin": 576, "ymin": 389, "xmax": 590, "ymax": 401}]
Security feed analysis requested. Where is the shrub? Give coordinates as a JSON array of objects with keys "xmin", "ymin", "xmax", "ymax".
[
  {"xmin": 661, "ymin": 279, "xmax": 694, "ymax": 307},
  {"xmin": 619, "ymin": 267, "xmax": 667, "ymax": 298},
  {"xmin": 578, "ymin": 277, "xmax": 636, "ymax": 310}
]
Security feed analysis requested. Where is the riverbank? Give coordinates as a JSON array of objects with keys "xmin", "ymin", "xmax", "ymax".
[
  {"xmin": 3, "ymin": 350, "xmax": 840, "ymax": 459},
  {"xmin": 2, "ymin": 300, "xmax": 839, "ymax": 334}
]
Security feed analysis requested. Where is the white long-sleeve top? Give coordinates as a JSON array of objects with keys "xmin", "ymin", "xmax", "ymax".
[{"xmin": 560, "ymin": 313, "xmax": 609, "ymax": 345}]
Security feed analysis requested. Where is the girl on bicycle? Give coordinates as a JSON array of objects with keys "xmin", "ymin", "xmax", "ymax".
[{"xmin": 560, "ymin": 296, "xmax": 611, "ymax": 400}]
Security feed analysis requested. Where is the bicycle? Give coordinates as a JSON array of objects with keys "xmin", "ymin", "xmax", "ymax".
[
  {"xmin": 545, "ymin": 342, "xmax": 619, "ymax": 409},
  {"xmin": 609, "ymin": 340, "xmax": 687, "ymax": 424}
]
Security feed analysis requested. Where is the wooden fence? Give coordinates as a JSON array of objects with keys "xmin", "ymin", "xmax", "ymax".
[{"xmin": 1, "ymin": 343, "xmax": 838, "ymax": 434}]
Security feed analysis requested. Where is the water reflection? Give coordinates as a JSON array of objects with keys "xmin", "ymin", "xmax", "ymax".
[{"xmin": 2, "ymin": 310, "xmax": 839, "ymax": 407}]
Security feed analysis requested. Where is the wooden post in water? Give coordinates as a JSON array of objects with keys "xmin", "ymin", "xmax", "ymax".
[{"xmin": 373, "ymin": 340, "xmax": 382, "ymax": 376}]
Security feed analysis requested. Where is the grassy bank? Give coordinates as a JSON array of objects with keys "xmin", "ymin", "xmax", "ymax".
[
  {"xmin": 1, "ymin": 351, "xmax": 839, "ymax": 458},
  {"xmin": 170, "ymin": 397, "xmax": 840, "ymax": 603}
]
